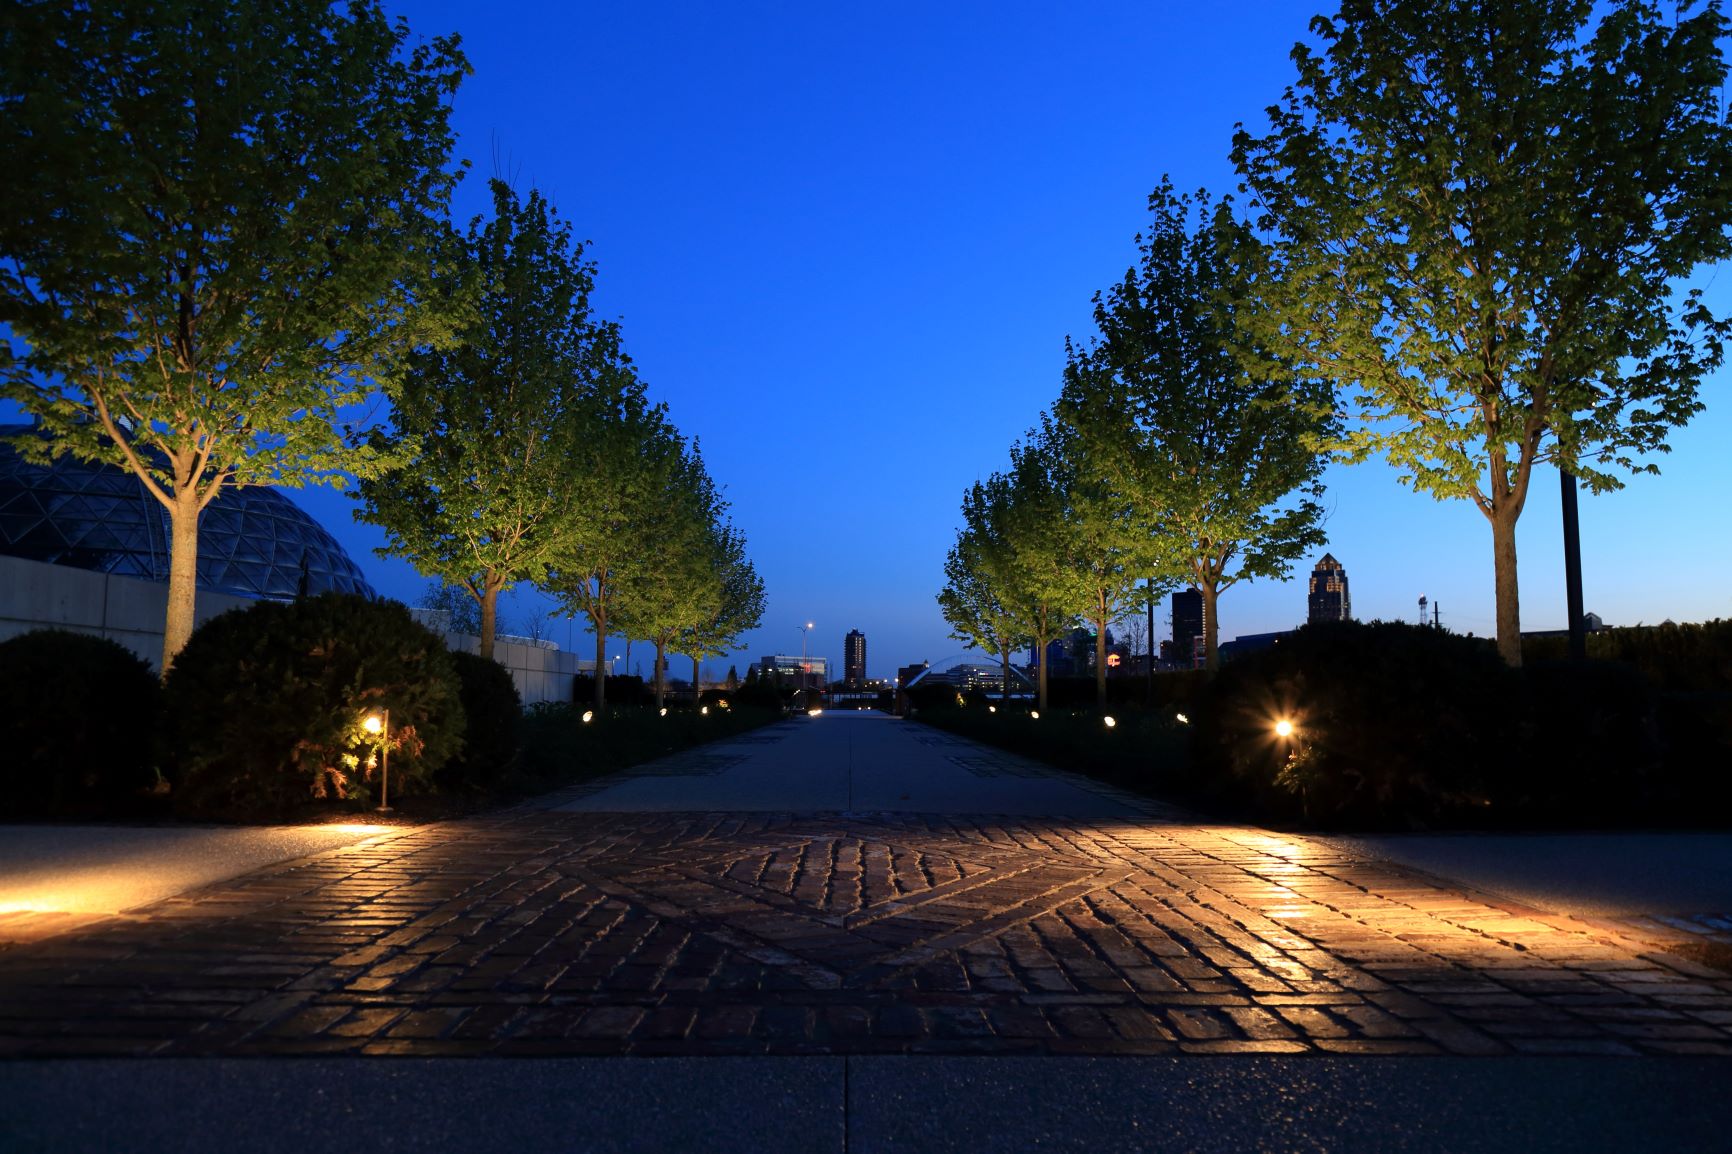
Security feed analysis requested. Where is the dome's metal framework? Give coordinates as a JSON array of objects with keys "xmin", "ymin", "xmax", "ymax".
[{"xmin": 0, "ymin": 426, "xmax": 375, "ymax": 601}]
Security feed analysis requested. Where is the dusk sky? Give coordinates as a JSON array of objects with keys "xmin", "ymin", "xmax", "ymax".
[{"xmin": 15, "ymin": 0, "xmax": 1732, "ymax": 681}]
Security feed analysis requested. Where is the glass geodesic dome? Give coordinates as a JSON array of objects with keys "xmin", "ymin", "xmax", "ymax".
[{"xmin": 0, "ymin": 425, "xmax": 376, "ymax": 601}]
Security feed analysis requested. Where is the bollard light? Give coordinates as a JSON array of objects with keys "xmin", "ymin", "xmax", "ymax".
[
  {"xmin": 362, "ymin": 709, "xmax": 392, "ymax": 813},
  {"xmin": 1103, "ymin": 716, "xmax": 1116, "ymax": 728},
  {"xmin": 582, "ymin": 710, "xmax": 594, "ymax": 724},
  {"xmin": 1176, "ymin": 712, "xmax": 1189, "ymax": 725},
  {"xmin": 701, "ymin": 705, "xmax": 709, "ymax": 716},
  {"xmin": 1030, "ymin": 711, "xmax": 1040, "ymax": 720}
]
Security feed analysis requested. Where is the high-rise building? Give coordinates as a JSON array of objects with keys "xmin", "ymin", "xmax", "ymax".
[
  {"xmin": 843, "ymin": 629, "xmax": 866, "ymax": 687},
  {"xmin": 1307, "ymin": 553, "xmax": 1351, "ymax": 624},
  {"xmin": 1171, "ymin": 588, "xmax": 1203, "ymax": 652}
]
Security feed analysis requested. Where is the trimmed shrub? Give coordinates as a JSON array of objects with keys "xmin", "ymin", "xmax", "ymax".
[
  {"xmin": 1512, "ymin": 660, "xmax": 1659, "ymax": 822},
  {"xmin": 437, "ymin": 650, "xmax": 522, "ymax": 791},
  {"xmin": 1525, "ymin": 620, "xmax": 1732, "ymax": 692},
  {"xmin": 573, "ymin": 673, "xmax": 650, "ymax": 708},
  {"xmin": 517, "ymin": 700, "xmax": 781, "ymax": 781},
  {"xmin": 1193, "ymin": 621, "xmax": 1519, "ymax": 828},
  {"xmin": 906, "ymin": 681, "xmax": 966, "ymax": 712},
  {"xmin": 0, "ymin": 629, "xmax": 160, "ymax": 817},
  {"xmin": 162, "ymin": 593, "xmax": 464, "ymax": 819},
  {"xmin": 1044, "ymin": 671, "xmax": 1206, "ymax": 711}
]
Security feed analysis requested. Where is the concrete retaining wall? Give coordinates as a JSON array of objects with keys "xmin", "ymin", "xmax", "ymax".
[
  {"xmin": 0, "ymin": 554, "xmax": 588, "ymax": 706},
  {"xmin": 0, "ymin": 554, "xmax": 254, "ymax": 668}
]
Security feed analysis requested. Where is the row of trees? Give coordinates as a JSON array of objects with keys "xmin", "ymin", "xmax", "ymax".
[
  {"xmin": 354, "ymin": 179, "xmax": 764, "ymax": 709},
  {"xmin": 940, "ymin": 185, "xmax": 1332, "ymax": 710},
  {"xmin": 942, "ymin": 0, "xmax": 1732, "ymax": 696},
  {"xmin": 0, "ymin": 0, "xmax": 764, "ymax": 699}
]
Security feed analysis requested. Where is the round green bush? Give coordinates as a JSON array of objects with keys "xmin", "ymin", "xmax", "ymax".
[
  {"xmin": 162, "ymin": 593, "xmax": 464, "ymax": 819},
  {"xmin": 1193, "ymin": 621, "xmax": 1519, "ymax": 828},
  {"xmin": 438, "ymin": 650, "xmax": 521, "ymax": 790},
  {"xmin": 0, "ymin": 629, "xmax": 160, "ymax": 817}
]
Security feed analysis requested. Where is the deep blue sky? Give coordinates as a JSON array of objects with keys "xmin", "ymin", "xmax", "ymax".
[{"xmin": 20, "ymin": 1, "xmax": 1732, "ymax": 681}]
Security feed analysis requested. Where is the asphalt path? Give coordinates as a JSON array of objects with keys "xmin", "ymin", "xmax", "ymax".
[
  {"xmin": 548, "ymin": 709, "xmax": 1152, "ymax": 817},
  {"xmin": 1325, "ymin": 831, "xmax": 1732, "ymax": 918}
]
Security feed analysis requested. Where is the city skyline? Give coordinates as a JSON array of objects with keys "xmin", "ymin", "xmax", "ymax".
[{"xmin": 8, "ymin": 1, "xmax": 1726, "ymax": 681}]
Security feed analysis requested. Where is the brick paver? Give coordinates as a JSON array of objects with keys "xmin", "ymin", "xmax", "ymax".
[{"xmin": 2, "ymin": 805, "xmax": 1728, "ymax": 1057}]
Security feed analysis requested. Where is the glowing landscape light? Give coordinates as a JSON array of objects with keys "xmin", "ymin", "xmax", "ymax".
[{"xmin": 1274, "ymin": 718, "xmax": 1295, "ymax": 738}]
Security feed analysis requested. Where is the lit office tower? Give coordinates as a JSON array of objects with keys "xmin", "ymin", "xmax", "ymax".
[
  {"xmin": 1171, "ymin": 588, "xmax": 1203, "ymax": 656},
  {"xmin": 1307, "ymin": 553, "xmax": 1351, "ymax": 624},
  {"xmin": 843, "ymin": 629, "xmax": 866, "ymax": 687}
]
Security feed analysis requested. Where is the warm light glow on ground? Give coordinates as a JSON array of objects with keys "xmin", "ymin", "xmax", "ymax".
[{"xmin": 0, "ymin": 824, "xmax": 405, "ymax": 919}]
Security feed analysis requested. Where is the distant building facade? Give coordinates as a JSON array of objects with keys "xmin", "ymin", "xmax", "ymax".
[
  {"xmin": 896, "ymin": 661, "xmax": 929, "ymax": 689},
  {"xmin": 758, "ymin": 654, "xmax": 829, "ymax": 692},
  {"xmin": 843, "ymin": 629, "xmax": 866, "ymax": 687},
  {"xmin": 1171, "ymin": 588, "xmax": 1204, "ymax": 668},
  {"xmin": 1307, "ymin": 553, "xmax": 1351, "ymax": 624}
]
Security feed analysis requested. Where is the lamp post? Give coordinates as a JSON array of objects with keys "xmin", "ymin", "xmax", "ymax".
[
  {"xmin": 363, "ymin": 709, "xmax": 392, "ymax": 813},
  {"xmin": 799, "ymin": 621, "xmax": 814, "ymax": 697}
]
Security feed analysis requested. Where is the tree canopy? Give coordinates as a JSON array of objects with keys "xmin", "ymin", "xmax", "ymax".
[
  {"xmin": 1232, "ymin": 0, "xmax": 1732, "ymax": 664},
  {"xmin": 352, "ymin": 178, "xmax": 614, "ymax": 660},
  {"xmin": 1059, "ymin": 182, "xmax": 1332, "ymax": 672},
  {"xmin": 0, "ymin": 0, "xmax": 467, "ymax": 671}
]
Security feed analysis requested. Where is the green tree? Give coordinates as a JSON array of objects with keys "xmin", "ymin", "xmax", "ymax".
[
  {"xmin": 1040, "ymin": 412, "xmax": 1161, "ymax": 705},
  {"xmin": 1232, "ymin": 0, "xmax": 1732, "ymax": 665},
  {"xmin": 353, "ymin": 179, "xmax": 612, "ymax": 661},
  {"xmin": 611, "ymin": 438, "xmax": 725, "ymax": 709},
  {"xmin": 0, "ymin": 0, "xmax": 466, "ymax": 672},
  {"xmin": 1060, "ymin": 183, "xmax": 1332, "ymax": 673},
  {"xmin": 960, "ymin": 449, "xmax": 1085, "ymax": 713},
  {"xmin": 417, "ymin": 580, "xmax": 483, "ymax": 636},
  {"xmin": 937, "ymin": 521, "xmax": 1029, "ymax": 706},
  {"xmin": 677, "ymin": 524, "xmax": 767, "ymax": 701},
  {"xmin": 541, "ymin": 375, "xmax": 678, "ymax": 712}
]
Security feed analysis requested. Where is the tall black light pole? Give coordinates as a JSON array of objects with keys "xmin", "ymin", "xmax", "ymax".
[
  {"xmin": 1560, "ymin": 465, "xmax": 1587, "ymax": 660},
  {"xmin": 1145, "ymin": 577, "xmax": 1156, "ymax": 706}
]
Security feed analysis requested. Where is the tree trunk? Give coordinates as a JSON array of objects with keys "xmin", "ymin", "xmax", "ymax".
[
  {"xmin": 1492, "ymin": 510, "xmax": 1523, "ymax": 667},
  {"xmin": 478, "ymin": 575, "xmax": 499, "ymax": 662},
  {"xmin": 592, "ymin": 607, "xmax": 608, "ymax": 711},
  {"xmin": 161, "ymin": 496, "xmax": 201, "ymax": 677},
  {"xmin": 654, "ymin": 638, "xmax": 667, "ymax": 709},
  {"xmin": 1201, "ymin": 582, "xmax": 1221, "ymax": 675},
  {"xmin": 1093, "ymin": 603, "xmax": 1108, "ymax": 709},
  {"xmin": 999, "ymin": 644, "xmax": 1011, "ymax": 705},
  {"xmin": 1145, "ymin": 577, "xmax": 1156, "ymax": 706},
  {"xmin": 693, "ymin": 655, "xmax": 702, "ymax": 702},
  {"xmin": 1036, "ymin": 641, "xmax": 1049, "ymax": 714}
]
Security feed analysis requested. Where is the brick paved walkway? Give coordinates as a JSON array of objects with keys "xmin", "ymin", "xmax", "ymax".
[{"xmin": 3, "ymin": 801, "xmax": 1729, "ymax": 1057}]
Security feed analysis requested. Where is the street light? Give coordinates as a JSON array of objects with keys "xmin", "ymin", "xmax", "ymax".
[
  {"xmin": 1274, "ymin": 717, "xmax": 1295, "ymax": 739},
  {"xmin": 362, "ymin": 709, "xmax": 392, "ymax": 813},
  {"xmin": 799, "ymin": 621, "xmax": 815, "ymax": 701}
]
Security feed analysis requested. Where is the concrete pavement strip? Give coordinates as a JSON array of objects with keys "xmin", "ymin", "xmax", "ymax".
[{"xmin": 3, "ymin": 1056, "xmax": 1730, "ymax": 1153}]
